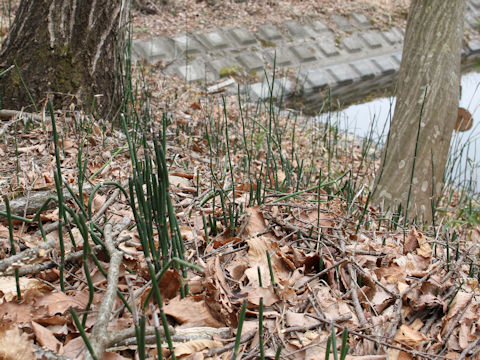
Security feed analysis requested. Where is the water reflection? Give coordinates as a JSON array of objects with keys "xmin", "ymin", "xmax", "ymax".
[{"xmin": 314, "ymin": 72, "xmax": 480, "ymax": 193}]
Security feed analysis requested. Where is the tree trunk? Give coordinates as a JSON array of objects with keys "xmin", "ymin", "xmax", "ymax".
[
  {"xmin": 372, "ymin": 0, "xmax": 464, "ymax": 223},
  {"xmin": 0, "ymin": 0, "xmax": 130, "ymax": 118}
]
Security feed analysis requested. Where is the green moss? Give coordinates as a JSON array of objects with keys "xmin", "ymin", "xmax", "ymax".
[
  {"xmin": 219, "ymin": 66, "xmax": 241, "ymax": 78},
  {"xmin": 133, "ymin": 27, "xmax": 149, "ymax": 33},
  {"xmin": 258, "ymin": 38, "xmax": 276, "ymax": 48}
]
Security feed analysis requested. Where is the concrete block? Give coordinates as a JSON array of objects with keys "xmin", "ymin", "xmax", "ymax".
[
  {"xmin": 468, "ymin": 38, "xmax": 480, "ymax": 53},
  {"xmin": 332, "ymin": 15, "xmax": 353, "ymax": 31},
  {"xmin": 317, "ymin": 39, "xmax": 340, "ymax": 57},
  {"xmin": 391, "ymin": 51, "xmax": 402, "ymax": 66},
  {"xmin": 471, "ymin": 0, "xmax": 480, "ymax": 9},
  {"xmin": 248, "ymin": 78, "xmax": 292, "ymax": 100},
  {"xmin": 230, "ymin": 28, "xmax": 257, "ymax": 45},
  {"xmin": 310, "ymin": 20, "xmax": 330, "ymax": 34},
  {"xmin": 208, "ymin": 57, "xmax": 241, "ymax": 79},
  {"xmin": 172, "ymin": 34, "xmax": 203, "ymax": 56},
  {"xmin": 326, "ymin": 64, "xmax": 355, "ymax": 85},
  {"xmin": 236, "ymin": 52, "xmax": 265, "ymax": 72},
  {"xmin": 267, "ymin": 48, "xmax": 293, "ymax": 67},
  {"xmin": 392, "ymin": 27, "xmax": 405, "ymax": 37},
  {"xmin": 342, "ymin": 36, "xmax": 361, "ymax": 53},
  {"xmin": 371, "ymin": 56, "xmax": 396, "ymax": 75},
  {"xmin": 177, "ymin": 62, "xmax": 206, "ymax": 82},
  {"xmin": 349, "ymin": 59, "xmax": 376, "ymax": 79},
  {"xmin": 290, "ymin": 44, "xmax": 318, "ymax": 63},
  {"xmin": 351, "ymin": 13, "xmax": 371, "ymax": 28},
  {"xmin": 360, "ymin": 31, "xmax": 383, "ymax": 49},
  {"xmin": 199, "ymin": 31, "xmax": 230, "ymax": 50},
  {"xmin": 305, "ymin": 69, "xmax": 331, "ymax": 90},
  {"xmin": 132, "ymin": 38, "xmax": 172, "ymax": 63},
  {"xmin": 381, "ymin": 29, "xmax": 402, "ymax": 45},
  {"xmin": 258, "ymin": 24, "xmax": 283, "ymax": 40},
  {"xmin": 465, "ymin": 14, "xmax": 479, "ymax": 29},
  {"xmin": 285, "ymin": 21, "xmax": 309, "ymax": 38}
]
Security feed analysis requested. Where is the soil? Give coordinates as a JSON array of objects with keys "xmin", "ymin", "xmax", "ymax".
[{"xmin": 131, "ymin": 0, "xmax": 410, "ymax": 39}]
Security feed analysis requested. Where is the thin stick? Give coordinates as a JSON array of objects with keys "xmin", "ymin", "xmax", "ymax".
[
  {"xmin": 86, "ymin": 221, "xmax": 124, "ymax": 360},
  {"xmin": 13, "ymin": 217, "xmax": 131, "ymax": 277},
  {"xmin": 205, "ymin": 330, "xmax": 256, "ymax": 357},
  {"xmin": 347, "ymin": 262, "xmax": 367, "ymax": 326},
  {"xmin": 295, "ymin": 258, "xmax": 348, "ymax": 291}
]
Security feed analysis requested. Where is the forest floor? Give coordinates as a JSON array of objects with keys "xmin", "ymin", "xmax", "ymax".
[{"xmin": 1, "ymin": 1, "xmax": 480, "ymax": 360}]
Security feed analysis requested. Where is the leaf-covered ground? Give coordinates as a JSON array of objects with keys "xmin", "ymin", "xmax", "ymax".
[{"xmin": 0, "ymin": 1, "xmax": 479, "ymax": 360}]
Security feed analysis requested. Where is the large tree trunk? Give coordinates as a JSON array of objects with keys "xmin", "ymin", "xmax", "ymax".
[
  {"xmin": 0, "ymin": 0, "xmax": 130, "ymax": 118},
  {"xmin": 372, "ymin": 0, "xmax": 464, "ymax": 223}
]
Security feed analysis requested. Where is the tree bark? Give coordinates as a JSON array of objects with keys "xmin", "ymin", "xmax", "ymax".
[
  {"xmin": 372, "ymin": 0, "xmax": 464, "ymax": 223},
  {"xmin": 0, "ymin": 0, "xmax": 130, "ymax": 118}
]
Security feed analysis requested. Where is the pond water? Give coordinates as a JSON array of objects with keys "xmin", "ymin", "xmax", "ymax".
[{"xmin": 315, "ymin": 72, "xmax": 480, "ymax": 194}]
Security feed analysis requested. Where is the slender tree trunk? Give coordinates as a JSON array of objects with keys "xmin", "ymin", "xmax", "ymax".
[
  {"xmin": 372, "ymin": 0, "xmax": 464, "ymax": 223},
  {"xmin": 0, "ymin": 0, "xmax": 130, "ymax": 118}
]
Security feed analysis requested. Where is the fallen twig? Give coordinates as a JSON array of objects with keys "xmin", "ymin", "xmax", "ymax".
[
  {"xmin": 295, "ymin": 258, "xmax": 348, "ymax": 291},
  {"xmin": 347, "ymin": 262, "xmax": 368, "ymax": 326},
  {"xmin": 0, "ymin": 184, "xmax": 93, "ymax": 220},
  {"xmin": 86, "ymin": 221, "xmax": 124, "ymax": 360},
  {"xmin": 13, "ymin": 217, "xmax": 131, "ymax": 276},
  {"xmin": 458, "ymin": 338, "xmax": 480, "ymax": 360},
  {"xmin": 205, "ymin": 330, "xmax": 256, "ymax": 357},
  {"xmin": 0, "ymin": 109, "xmax": 44, "ymax": 121},
  {"xmin": 441, "ymin": 294, "xmax": 473, "ymax": 346},
  {"xmin": 0, "ymin": 238, "xmax": 56, "ymax": 275},
  {"xmin": 301, "ymin": 313, "xmax": 439, "ymax": 360}
]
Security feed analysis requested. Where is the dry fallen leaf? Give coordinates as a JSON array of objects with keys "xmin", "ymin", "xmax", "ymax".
[
  {"xmin": 0, "ymin": 325, "xmax": 35, "ymax": 360},
  {"xmin": 0, "ymin": 276, "xmax": 50, "ymax": 302},
  {"xmin": 174, "ymin": 339, "xmax": 222, "ymax": 357},
  {"xmin": 243, "ymin": 285, "xmax": 279, "ymax": 307},
  {"xmin": 164, "ymin": 296, "xmax": 224, "ymax": 328},
  {"xmin": 34, "ymin": 291, "xmax": 85, "ymax": 316},
  {"xmin": 32, "ymin": 321, "xmax": 64, "ymax": 354},
  {"xmin": 394, "ymin": 323, "xmax": 427, "ymax": 348},
  {"xmin": 169, "ymin": 175, "xmax": 191, "ymax": 188},
  {"xmin": 244, "ymin": 206, "xmax": 267, "ymax": 236}
]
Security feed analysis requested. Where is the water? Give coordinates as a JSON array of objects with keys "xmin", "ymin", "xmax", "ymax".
[{"xmin": 315, "ymin": 72, "xmax": 480, "ymax": 193}]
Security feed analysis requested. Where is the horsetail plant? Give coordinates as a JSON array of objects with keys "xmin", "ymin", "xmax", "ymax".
[
  {"xmin": 232, "ymin": 301, "xmax": 248, "ymax": 360},
  {"xmin": 4, "ymin": 196, "xmax": 21, "ymax": 301},
  {"xmin": 70, "ymin": 308, "xmax": 98, "ymax": 360}
]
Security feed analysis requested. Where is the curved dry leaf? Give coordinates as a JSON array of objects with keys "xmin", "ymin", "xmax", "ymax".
[
  {"xmin": 174, "ymin": 339, "xmax": 222, "ymax": 357},
  {"xmin": 394, "ymin": 324, "xmax": 427, "ymax": 348},
  {"xmin": 403, "ymin": 229, "xmax": 419, "ymax": 254},
  {"xmin": 225, "ymin": 256, "xmax": 249, "ymax": 281},
  {"xmin": 375, "ymin": 264, "xmax": 406, "ymax": 284},
  {"xmin": 32, "ymin": 321, "xmax": 63, "ymax": 354},
  {"xmin": 246, "ymin": 236, "xmax": 290, "ymax": 286},
  {"xmin": 158, "ymin": 268, "xmax": 181, "ymax": 300},
  {"xmin": 34, "ymin": 291, "xmax": 85, "ymax": 316},
  {"xmin": 0, "ymin": 325, "xmax": 35, "ymax": 360},
  {"xmin": 63, "ymin": 336, "xmax": 85, "ymax": 360},
  {"xmin": 443, "ymin": 291, "xmax": 473, "ymax": 331},
  {"xmin": 244, "ymin": 206, "xmax": 267, "ymax": 236},
  {"xmin": 370, "ymin": 286, "xmax": 395, "ymax": 314},
  {"xmin": 164, "ymin": 296, "xmax": 224, "ymax": 328},
  {"xmin": 169, "ymin": 175, "xmax": 191, "ymax": 188},
  {"xmin": 243, "ymin": 286, "xmax": 279, "ymax": 307},
  {"xmin": 0, "ymin": 276, "xmax": 50, "ymax": 302},
  {"xmin": 285, "ymin": 311, "xmax": 318, "ymax": 327}
]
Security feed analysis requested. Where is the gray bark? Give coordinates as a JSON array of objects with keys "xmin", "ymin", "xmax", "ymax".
[
  {"xmin": 372, "ymin": 0, "xmax": 465, "ymax": 223},
  {"xmin": 0, "ymin": 0, "xmax": 130, "ymax": 118}
]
